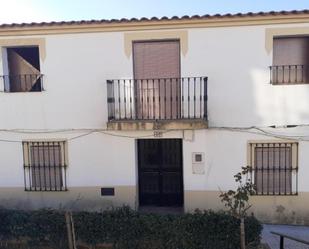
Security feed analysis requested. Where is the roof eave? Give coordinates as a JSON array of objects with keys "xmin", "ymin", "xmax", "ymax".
[{"xmin": 1, "ymin": 13, "xmax": 309, "ymax": 36}]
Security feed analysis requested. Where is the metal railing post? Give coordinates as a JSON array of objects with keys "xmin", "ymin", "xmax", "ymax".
[
  {"xmin": 203, "ymin": 77, "xmax": 208, "ymax": 120},
  {"xmin": 280, "ymin": 235, "xmax": 284, "ymax": 249},
  {"xmin": 106, "ymin": 80, "xmax": 115, "ymax": 120}
]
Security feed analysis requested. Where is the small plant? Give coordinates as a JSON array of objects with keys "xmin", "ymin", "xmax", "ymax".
[{"xmin": 219, "ymin": 166, "xmax": 256, "ymax": 249}]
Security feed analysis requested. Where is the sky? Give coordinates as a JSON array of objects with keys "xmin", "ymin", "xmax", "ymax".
[{"xmin": 0, "ymin": 0, "xmax": 309, "ymax": 24}]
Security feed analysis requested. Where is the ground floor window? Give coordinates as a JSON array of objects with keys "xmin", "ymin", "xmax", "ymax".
[
  {"xmin": 22, "ymin": 141, "xmax": 67, "ymax": 191},
  {"xmin": 248, "ymin": 142, "xmax": 298, "ymax": 195}
]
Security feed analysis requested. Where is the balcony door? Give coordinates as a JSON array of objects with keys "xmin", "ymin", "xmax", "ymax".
[{"xmin": 133, "ymin": 40, "xmax": 181, "ymax": 120}]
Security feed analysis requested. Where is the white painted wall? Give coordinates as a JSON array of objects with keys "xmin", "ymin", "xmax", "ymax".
[
  {"xmin": 0, "ymin": 22, "xmax": 309, "ymax": 214},
  {"xmin": 0, "ymin": 131, "xmax": 137, "ymax": 187},
  {"xmin": 0, "ymin": 128, "xmax": 308, "ymax": 192},
  {"xmin": 183, "ymin": 128, "xmax": 309, "ymax": 192},
  {"xmin": 0, "ymin": 23, "xmax": 309, "ymax": 129}
]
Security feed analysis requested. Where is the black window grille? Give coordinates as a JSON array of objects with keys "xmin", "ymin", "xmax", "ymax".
[
  {"xmin": 22, "ymin": 141, "xmax": 68, "ymax": 191},
  {"xmin": 248, "ymin": 142, "xmax": 298, "ymax": 195}
]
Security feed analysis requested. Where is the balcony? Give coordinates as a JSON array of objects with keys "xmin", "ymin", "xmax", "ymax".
[
  {"xmin": 106, "ymin": 77, "xmax": 208, "ymax": 131},
  {"xmin": 269, "ymin": 65, "xmax": 308, "ymax": 85},
  {"xmin": 1, "ymin": 74, "xmax": 44, "ymax": 92}
]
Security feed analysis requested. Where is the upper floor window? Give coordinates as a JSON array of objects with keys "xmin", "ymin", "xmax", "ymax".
[
  {"xmin": 248, "ymin": 142, "xmax": 298, "ymax": 195},
  {"xmin": 1, "ymin": 46, "xmax": 43, "ymax": 92},
  {"xmin": 270, "ymin": 37, "xmax": 309, "ymax": 85},
  {"xmin": 23, "ymin": 141, "xmax": 68, "ymax": 191}
]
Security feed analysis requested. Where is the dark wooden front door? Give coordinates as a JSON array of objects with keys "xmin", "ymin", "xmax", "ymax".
[{"xmin": 138, "ymin": 139, "xmax": 183, "ymax": 207}]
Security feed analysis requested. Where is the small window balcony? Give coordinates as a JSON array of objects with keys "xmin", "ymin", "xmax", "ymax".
[
  {"xmin": 106, "ymin": 77, "xmax": 208, "ymax": 130},
  {"xmin": 269, "ymin": 65, "xmax": 309, "ymax": 85},
  {"xmin": 1, "ymin": 74, "xmax": 44, "ymax": 92},
  {"xmin": 0, "ymin": 46, "xmax": 43, "ymax": 92}
]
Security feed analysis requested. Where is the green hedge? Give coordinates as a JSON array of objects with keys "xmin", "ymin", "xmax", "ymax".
[
  {"xmin": 0, "ymin": 207, "xmax": 262, "ymax": 249},
  {"xmin": 0, "ymin": 209, "xmax": 67, "ymax": 248}
]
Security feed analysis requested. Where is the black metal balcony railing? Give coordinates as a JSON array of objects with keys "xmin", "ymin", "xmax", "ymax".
[
  {"xmin": 270, "ymin": 65, "xmax": 308, "ymax": 84},
  {"xmin": 0, "ymin": 74, "xmax": 44, "ymax": 92},
  {"xmin": 107, "ymin": 77, "xmax": 208, "ymax": 121}
]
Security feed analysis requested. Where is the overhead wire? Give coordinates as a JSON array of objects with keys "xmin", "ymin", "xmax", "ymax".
[{"xmin": 1, "ymin": 124, "xmax": 309, "ymax": 143}]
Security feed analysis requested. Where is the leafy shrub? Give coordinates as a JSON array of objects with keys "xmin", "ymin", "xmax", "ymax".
[
  {"xmin": 73, "ymin": 206, "xmax": 262, "ymax": 249},
  {"xmin": 0, "ymin": 209, "xmax": 67, "ymax": 249},
  {"xmin": 0, "ymin": 206, "xmax": 262, "ymax": 249}
]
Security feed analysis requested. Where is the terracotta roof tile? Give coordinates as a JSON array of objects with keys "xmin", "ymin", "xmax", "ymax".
[{"xmin": 0, "ymin": 9, "xmax": 309, "ymax": 29}]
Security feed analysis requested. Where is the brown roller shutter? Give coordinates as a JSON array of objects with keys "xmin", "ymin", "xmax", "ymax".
[
  {"xmin": 273, "ymin": 37, "xmax": 309, "ymax": 66},
  {"xmin": 133, "ymin": 40, "xmax": 181, "ymax": 119},
  {"xmin": 30, "ymin": 144, "xmax": 63, "ymax": 189},
  {"xmin": 273, "ymin": 37, "xmax": 309, "ymax": 83}
]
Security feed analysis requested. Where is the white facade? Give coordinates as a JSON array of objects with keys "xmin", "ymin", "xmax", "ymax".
[{"xmin": 0, "ymin": 15, "xmax": 309, "ymax": 224}]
